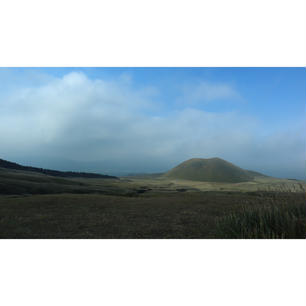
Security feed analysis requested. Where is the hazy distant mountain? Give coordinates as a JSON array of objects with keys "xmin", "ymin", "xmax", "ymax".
[
  {"xmin": 163, "ymin": 157, "xmax": 266, "ymax": 183},
  {"xmin": 125, "ymin": 172, "xmax": 164, "ymax": 179},
  {"xmin": 0, "ymin": 158, "xmax": 117, "ymax": 179}
]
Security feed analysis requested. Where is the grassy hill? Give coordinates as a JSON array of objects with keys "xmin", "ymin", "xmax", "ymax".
[
  {"xmin": 0, "ymin": 158, "xmax": 117, "ymax": 179},
  {"xmin": 163, "ymin": 157, "xmax": 262, "ymax": 183}
]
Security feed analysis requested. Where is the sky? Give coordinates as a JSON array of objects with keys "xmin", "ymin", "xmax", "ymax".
[{"xmin": 0, "ymin": 67, "xmax": 305, "ymax": 179}]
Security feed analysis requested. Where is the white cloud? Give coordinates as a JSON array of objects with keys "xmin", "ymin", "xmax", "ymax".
[
  {"xmin": 180, "ymin": 81, "xmax": 241, "ymax": 104},
  {"xmin": 0, "ymin": 71, "xmax": 304, "ymax": 179}
]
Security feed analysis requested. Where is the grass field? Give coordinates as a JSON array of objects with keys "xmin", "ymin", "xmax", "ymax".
[
  {"xmin": 0, "ymin": 191, "xmax": 305, "ymax": 238},
  {"xmin": 0, "ymin": 167, "xmax": 305, "ymax": 238},
  {"xmin": 214, "ymin": 200, "xmax": 306, "ymax": 238}
]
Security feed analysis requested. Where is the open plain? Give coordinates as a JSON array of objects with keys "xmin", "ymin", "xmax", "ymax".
[{"xmin": 1, "ymin": 161, "xmax": 305, "ymax": 239}]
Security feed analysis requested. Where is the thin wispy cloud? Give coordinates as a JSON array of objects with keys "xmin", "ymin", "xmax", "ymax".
[{"xmin": 179, "ymin": 81, "xmax": 241, "ymax": 104}]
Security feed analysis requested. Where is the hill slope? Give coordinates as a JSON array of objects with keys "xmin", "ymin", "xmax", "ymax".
[
  {"xmin": 0, "ymin": 158, "xmax": 117, "ymax": 179},
  {"xmin": 163, "ymin": 158, "xmax": 261, "ymax": 183}
]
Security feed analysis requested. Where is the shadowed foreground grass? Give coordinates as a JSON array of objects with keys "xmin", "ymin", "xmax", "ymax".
[
  {"xmin": 0, "ymin": 192, "xmax": 305, "ymax": 238},
  {"xmin": 214, "ymin": 201, "xmax": 306, "ymax": 238}
]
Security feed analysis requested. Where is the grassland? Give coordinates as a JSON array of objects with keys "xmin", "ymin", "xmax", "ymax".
[
  {"xmin": 214, "ymin": 200, "xmax": 306, "ymax": 238},
  {"xmin": 1, "ymin": 191, "xmax": 305, "ymax": 239},
  {"xmin": 0, "ymin": 166, "xmax": 305, "ymax": 238}
]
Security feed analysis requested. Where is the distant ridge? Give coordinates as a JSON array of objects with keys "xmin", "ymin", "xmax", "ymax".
[
  {"xmin": 0, "ymin": 158, "xmax": 117, "ymax": 179},
  {"xmin": 126, "ymin": 172, "xmax": 164, "ymax": 179},
  {"xmin": 164, "ymin": 157, "xmax": 265, "ymax": 183}
]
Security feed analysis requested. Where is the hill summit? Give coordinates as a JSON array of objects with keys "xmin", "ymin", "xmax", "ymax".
[{"xmin": 163, "ymin": 157, "xmax": 261, "ymax": 183}]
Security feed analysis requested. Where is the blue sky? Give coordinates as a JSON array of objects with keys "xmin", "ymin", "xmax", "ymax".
[
  {"xmin": 2, "ymin": 67, "xmax": 305, "ymax": 120},
  {"xmin": 0, "ymin": 68, "xmax": 305, "ymax": 179}
]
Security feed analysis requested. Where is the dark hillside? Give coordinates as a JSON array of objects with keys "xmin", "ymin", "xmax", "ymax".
[
  {"xmin": 0, "ymin": 158, "xmax": 117, "ymax": 179},
  {"xmin": 246, "ymin": 169, "xmax": 268, "ymax": 178}
]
